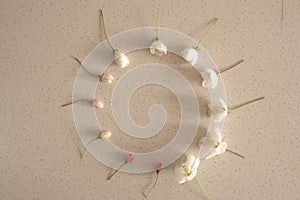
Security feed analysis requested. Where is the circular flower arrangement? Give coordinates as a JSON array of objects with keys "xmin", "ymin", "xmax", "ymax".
[{"xmin": 62, "ymin": 9, "xmax": 264, "ymax": 199}]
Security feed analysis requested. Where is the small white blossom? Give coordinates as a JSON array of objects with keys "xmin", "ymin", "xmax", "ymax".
[
  {"xmin": 114, "ymin": 50, "xmax": 129, "ymax": 68},
  {"xmin": 181, "ymin": 48, "xmax": 199, "ymax": 65},
  {"xmin": 150, "ymin": 40, "xmax": 167, "ymax": 56},
  {"xmin": 200, "ymin": 68, "xmax": 219, "ymax": 89},
  {"xmin": 208, "ymin": 98, "xmax": 228, "ymax": 122},
  {"xmin": 175, "ymin": 149, "xmax": 200, "ymax": 184}
]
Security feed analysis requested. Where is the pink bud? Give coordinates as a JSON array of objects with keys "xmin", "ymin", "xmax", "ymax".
[
  {"xmin": 157, "ymin": 162, "xmax": 163, "ymax": 171},
  {"xmin": 101, "ymin": 74, "xmax": 114, "ymax": 83},
  {"xmin": 126, "ymin": 154, "xmax": 135, "ymax": 162},
  {"xmin": 93, "ymin": 99, "xmax": 104, "ymax": 109}
]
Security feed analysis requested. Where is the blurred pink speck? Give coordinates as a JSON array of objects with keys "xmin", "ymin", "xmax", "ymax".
[
  {"xmin": 127, "ymin": 154, "xmax": 135, "ymax": 162},
  {"xmin": 157, "ymin": 162, "xmax": 163, "ymax": 170}
]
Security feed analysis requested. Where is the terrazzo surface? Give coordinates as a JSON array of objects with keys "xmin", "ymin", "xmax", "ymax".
[{"xmin": 0, "ymin": 0, "xmax": 299, "ymax": 199}]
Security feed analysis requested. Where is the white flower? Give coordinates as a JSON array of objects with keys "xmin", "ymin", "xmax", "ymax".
[
  {"xmin": 100, "ymin": 130, "xmax": 111, "ymax": 139},
  {"xmin": 114, "ymin": 50, "xmax": 129, "ymax": 68},
  {"xmin": 100, "ymin": 74, "xmax": 114, "ymax": 84},
  {"xmin": 93, "ymin": 99, "xmax": 104, "ymax": 109},
  {"xmin": 150, "ymin": 40, "xmax": 167, "ymax": 56},
  {"xmin": 200, "ymin": 68, "xmax": 218, "ymax": 89},
  {"xmin": 208, "ymin": 98, "xmax": 228, "ymax": 122},
  {"xmin": 199, "ymin": 128, "xmax": 227, "ymax": 160},
  {"xmin": 181, "ymin": 47, "xmax": 199, "ymax": 65},
  {"xmin": 175, "ymin": 151, "xmax": 200, "ymax": 184}
]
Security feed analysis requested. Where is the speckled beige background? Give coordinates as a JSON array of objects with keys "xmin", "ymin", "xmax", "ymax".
[{"xmin": 0, "ymin": 0, "xmax": 299, "ymax": 200}]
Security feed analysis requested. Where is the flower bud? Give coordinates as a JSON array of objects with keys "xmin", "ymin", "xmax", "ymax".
[
  {"xmin": 114, "ymin": 50, "xmax": 129, "ymax": 68},
  {"xmin": 181, "ymin": 47, "xmax": 199, "ymax": 65},
  {"xmin": 200, "ymin": 68, "xmax": 219, "ymax": 89},
  {"xmin": 126, "ymin": 153, "xmax": 135, "ymax": 162},
  {"xmin": 101, "ymin": 74, "xmax": 114, "ymax": 83},
  {"xmin": 93, "ymin": 99, "xmax": 104, "ymax": 109},
  {"xmin": 150, "ymin": 40, "xmax": 167, "ymax": 56},
  {"xmin": 101, "ymin": 130, "xmax": 111, "ymax": 139}
]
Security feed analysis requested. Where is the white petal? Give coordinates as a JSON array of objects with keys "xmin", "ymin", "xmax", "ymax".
[
  {"xmin": 205, "ymin": 148, "xmax": 218, "ymax": 159},
  {"xmin": 114, "ymin": 51, "xmax": 129, "ymax": 68},
  {"xmin": 201, "ymin": 68, "xmax": 218, "ymax": 89},
  {"xmin": 174, "ymin": 165, "xmax": 188, "ymax": 184},
  {"xmin": 219, "ymin": 98, "xmax": 228, "ymax": 111},
  {"xmin": 181, "ymin": 48, "xmax": 199, "ymax": 65},
  {"xmin": 214, "ymin": 110, "xmax": 227, "ymax": 122},
  {"xmin": 199, "ymin": 137, "xmax": 214, "ymax": 159},
  {"xmin": 207, "ymin": 69, "xmax": 218, "ymax": 89},
  {"xmin": 215, "ymin": 128, "xmax": 222, "ymax": 143},
  {"xmin": 150, "ymin": 40, "xmax": 167, "ymax": 55},
  {"xmin": 185, "ymin": 154, "xmax": 196, "ymax": 169},
  {"xmin": 216, "ymin": 142, "xmax": 227, "ymax": 154},
  {"xmin": 206, "ymin": 128, "xmax": 222, "ymax": 143},
  {"xmin": 190, "ymin": 157, "xmax": 200, "ymax": 172}
]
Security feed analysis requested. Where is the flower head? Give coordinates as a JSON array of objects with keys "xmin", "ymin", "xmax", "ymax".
[
  {"xmin": 126, "ymin": 153, "xmax": 135, "ymax": 162},
  {"xmin": 175, "ymin": 153, "xmax": 200, "ymax": 184},
  {"xmin": 101, "ymin": 73, "xmax": 114, "ymax": 84},
  {"xmin": 157, "ymin": 162, "xmax": 163, "ymax": 171},
  {"xmin": 100, "ymin": 130, "xmax": 111, "ymax": 139},
  {"xmin": 93, "ymin": 99, "xmax": 104, "ymax": 109},
  {"xmin": 181, "ymin": 47, "xmax": 199, "ymax": 65},
  {"xmin": 208, "ymin": 98, "xmax": 228, "ymax": 122},
  {"xmin": 199, "ymin": 128, "xmax": 244, "ymax": 159},
  {"xmin": 201, "ymin": 128, "xmax": 227, "ymax": 159},
  {"xmin": 150, "ymin": 40, "xmax": 167, "ymax": 56},
  {"xmin": 114, "ymin": 50, "xmax": 129, "ymax": 68},
  {"xmin": 200, "ymin": 68, "xmax": 219, "ymax": 89}
]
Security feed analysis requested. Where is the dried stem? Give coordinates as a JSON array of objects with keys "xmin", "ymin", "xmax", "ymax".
[
  {"xmin": 100, "ymin": 10, "xmax": 116, "ymax": 52},
  {"xmin": 107, "ymin": 161, "xmax": 127, "ymax": 180},
  {"xmin": 194, "ymin": 179, "xmax": 211, "ymax": 200},
  {"xmin": 70, "ymin": 56, "xmax": 98, "ymax": 77},
  {"xmin": 226, "ymin": 148, "xmax": 245, "ymax": 158},
  {"xmin": 61, "ymin": 99, "xmax": 88, "ymax": 107},
  {"xmin": 198, "ymin": 18, "xmax": 219, "ymax": 45},
  {"xmin": 155, "ymin": 8, "xmax": 160, "ymax": 40},
  {"xmin": 228, "ymin": 97, "xmax": 265, "ymax": 111},
  {"xmin": 217, "ymin": 59, "xmax": 244, "ymax": 74},
  {"xmin": 144, "ymin": 171, "xmax": 160, "ymax": 197},
  {"xmin": 80, "ymin": 136, "xmax": 100, "ymax": 159}
]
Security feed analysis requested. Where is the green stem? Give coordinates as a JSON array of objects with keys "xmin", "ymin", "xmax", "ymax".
[
  {"xmin": 228, "ymin": 97, "xmax": 265, "ymax": 111},
  {"xmin": 70, "ymin": 56, "xmax": 98, "ymax": 77},
  {"xmin": 194, "ymin": 179, "xmax": 211, "ymax": 200},
  {"xmin": 107, "ymin": 161, "xmax": 127, "ymax": 180},
  {"xmin": 226, "ymin": 148, "xmax": 245, "ymax": 158},
  {"xmin": 100, "ymin": 10, "xmax": 116, "ymax": 52},
  {"xmin": 198, "ymin": 18, "xmax": 219, "ymax": 45},
  {"xmin": 61, "ymin": 99, "xmax": 89, "ymax": 107},
  {"xmin": 144, "ymin": 171, "xmax": 160, "ymax": 197},
  {"xmin": 217, "ymin": 59, "xmax": 244, "ymax": 74},
  {"xmin": 155, "ymin": 8, "xmax": 160, "ymax": 40},
  {"xmin": 80, "ymin": 137, "xmax": 99, "ymax": 159}
]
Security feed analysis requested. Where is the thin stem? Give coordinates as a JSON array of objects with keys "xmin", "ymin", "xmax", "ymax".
[
  {"xmin": 228, "ymin": 97, "xmax": 265, "ymax": 111},
  {"xmin": 70, "ymin": 56, "xmax": 98, "ymax": 77},
  {"xmin": 107, "ymin": 161, "xmax": 127, "ymax": 180},
  {"xmin": 194, "ymin": 179, "xmax": 211, "ymax": 200},
  {"xmin": 226, "ymin": 148, "xmax": 245, "ymax": 158},
  {"xmin": 217, "ymin": 59, "xmax": 244, "ymax": 74},
  {"xmin": 144, "ymin": 171, "xmax": 160, "ymax": 197},
  {"xmin": 61, "ymin": 99, "xmax": 88, "ymax": 107},
  {"xmin": 100, "ymin": 9, "xmax": 116, "ymax": 52},
  {"xmin": 155, "ymin": 8, "xmax": 160, "ymax": 40},
  {"xmin": 80, "ymin": 137, "xmax": 100, "ymax": 159},
  {"xmin": 198, "ymin": 18, "xmax": 219, "ymax": 45}
]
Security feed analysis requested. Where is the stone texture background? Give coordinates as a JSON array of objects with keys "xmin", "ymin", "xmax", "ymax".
[{"xmin": 0, "ymin": 0, "xmax": 299, "ymax": 199}]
